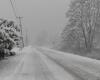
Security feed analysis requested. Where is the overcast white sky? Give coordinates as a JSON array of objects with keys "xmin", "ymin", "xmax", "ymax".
[{"xmin": 0, "ymin": 0, "xmax": 70, "ymax": 45}]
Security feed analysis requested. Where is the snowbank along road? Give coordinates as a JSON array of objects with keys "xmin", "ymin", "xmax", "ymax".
[{"xmin": 1, "ymin": 46, "xmax": 100, "ymax": 80}]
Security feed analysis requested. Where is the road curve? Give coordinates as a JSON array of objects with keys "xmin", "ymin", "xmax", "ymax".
[
  {"xmin": 2, "ymin": 47, "xmax": 100, "ymax": 80},
  {"xmin": 36, "ymin": 47, "xmax": 100, "ymax": 80}
]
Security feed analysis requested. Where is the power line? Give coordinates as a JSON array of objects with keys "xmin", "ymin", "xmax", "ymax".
[
  {"xmin": 25, "ymin": 29, "xmax": 28, "ymax": 46},
  {"xmin": 16, "ymin": 16, "xmax": 24, "ymax": 47},
  {"xmin": 9, "ymin": 0, "xmax": 24, "ymax": 47},
  {"xmin": 9, "ymin": 0, "xmax": 17, "ymax": 18}
]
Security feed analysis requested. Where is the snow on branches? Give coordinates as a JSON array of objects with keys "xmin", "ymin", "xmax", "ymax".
[{"xmin": 0, "ymin": 19, "xmax": 21, "ymax": 50}]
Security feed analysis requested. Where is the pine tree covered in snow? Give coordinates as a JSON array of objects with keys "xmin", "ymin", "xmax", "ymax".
[{"xmin": 0, "ymin": 19, "xmax": 21, "ymax": 57}]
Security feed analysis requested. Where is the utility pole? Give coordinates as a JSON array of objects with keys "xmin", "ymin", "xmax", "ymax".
[
  {"xmin": 17, "ymin": 16, "xmax": 24, "ymax": 48},
  {"xmin": 9, "ymin": 0, "xmax": 24, "ymax": 48},
  {"xmin": 25, "ymin": 29, "xmax": 28, "ymax": 46}
]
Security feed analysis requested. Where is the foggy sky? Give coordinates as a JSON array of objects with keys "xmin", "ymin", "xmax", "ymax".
[{"xmin": 0, "ymin": 0, "xmax": 70, "ymax": 45}]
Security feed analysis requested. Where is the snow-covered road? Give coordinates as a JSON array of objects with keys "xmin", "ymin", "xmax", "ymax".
[{"xmin": 0, "ymin": 46, "xmax": 100, "ymax": 80}]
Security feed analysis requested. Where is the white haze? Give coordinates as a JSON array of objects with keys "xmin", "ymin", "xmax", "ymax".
[{"xmin": 0, "ymin": 0, "xmax": 70, "ymax": 46}]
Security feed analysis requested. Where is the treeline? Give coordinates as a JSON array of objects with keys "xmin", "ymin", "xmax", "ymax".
[
  {"xmin": 56, "ymin": 0, "xmax": 100, "ymax": 57},
  {"xmin": 0, "ymin": 19, "xmax": 21, "ymax": 59}
]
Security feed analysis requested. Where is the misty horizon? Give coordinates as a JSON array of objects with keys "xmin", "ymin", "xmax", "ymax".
[{"xmin": 0, "ymin": 0, "xmax": 70, "ymax": 45}]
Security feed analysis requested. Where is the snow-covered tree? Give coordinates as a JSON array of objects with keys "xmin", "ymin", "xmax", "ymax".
[
  {"xmin": 61, "ymin": 0, "xmax": 100, "ymax": 52},
  {"xmin": 0, "ymin": 19, "xmax": 21, "ymax": 51}
]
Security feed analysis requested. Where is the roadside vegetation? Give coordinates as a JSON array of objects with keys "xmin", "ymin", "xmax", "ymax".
[
  {"xmin": 0, "ymin": 19, "xmax": 21, "ymax": 59},
  {"xmin": 55, "ymin": 0, "xmax": 100, "ymax": 60}
]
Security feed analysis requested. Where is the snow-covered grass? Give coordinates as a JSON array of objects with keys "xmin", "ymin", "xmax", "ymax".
[
  {"xmin": 11, "ymin": 47, "xmax": 21, "ymax": 54},
  {"xmin": 11, "ymin": 45, "xmax": 33, "ymax": 55},
  {"xmin": 40, "ymin": 47, "xmax": 100, "ymax": 64}
]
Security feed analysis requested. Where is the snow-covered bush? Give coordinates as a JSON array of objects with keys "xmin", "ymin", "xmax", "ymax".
[{"xmin": 0, "ymin": 19, "xmax": 21, "ymax": 58}]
